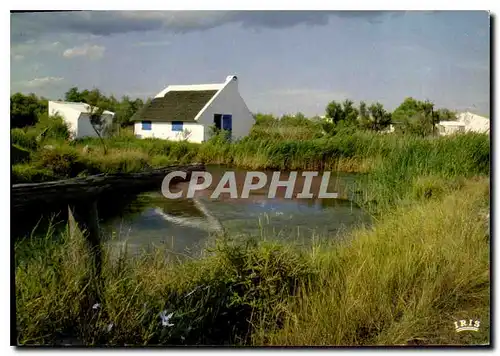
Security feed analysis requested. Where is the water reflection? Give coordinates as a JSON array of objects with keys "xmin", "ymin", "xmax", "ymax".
[{"xmin": 102, "ymin": 168, "xmax": 371, "ymax": 258}]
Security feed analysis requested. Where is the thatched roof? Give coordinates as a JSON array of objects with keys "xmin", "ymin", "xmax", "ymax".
[{"xmin": 133, "ymin": 90, "xmax": 218, "ymax": 122}]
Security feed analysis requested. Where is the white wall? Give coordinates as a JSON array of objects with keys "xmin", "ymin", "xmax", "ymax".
[
  {"xmin": 195, "ymin": 77, "xmax": 254, "ymax": 142},
  {"xmin": 48, "ymin": 102, "xmax": 80, "ymax": 139},
  {"xmin": 49, "ymin": 101, "xmax": 115, "ymax": 139},
  {"xmin": 134, "ymin": 121, "xmax": 205, "ymax": 142},
  {"xmin": 457, "ymin": 112, "xmax": 490, "ymax": 134},
  {"xmin": 437, "ymin": 122, "xmax": 466, "ymax": 136}
]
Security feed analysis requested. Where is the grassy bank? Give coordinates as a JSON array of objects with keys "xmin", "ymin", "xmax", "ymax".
[
  {"xmin": 11, "ymin": 129, "xmax": 489, "ymax": 185},
  {"xmin": 15, "ymin": 176, "xmax": 490, "ymax": 345},
  {"xmin": 13, "ymin": 126, "xmax": 490, "ymax": 345}
]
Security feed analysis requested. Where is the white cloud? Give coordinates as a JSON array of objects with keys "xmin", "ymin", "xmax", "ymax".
[
  {"xmin": 62, "ymin": 44, "xmax": 105, "ymax": 59},
  {"xmin": 20, "ymin": 76, "xmax": 64, "ymax": 88}
]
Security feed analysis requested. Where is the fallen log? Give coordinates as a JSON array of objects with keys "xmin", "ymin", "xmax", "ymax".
[{"xmin": 11, "ymin": 163, "xmax": 205, "ymax": 211}]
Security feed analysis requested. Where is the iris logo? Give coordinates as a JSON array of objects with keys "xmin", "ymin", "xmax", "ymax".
[{"xmin": 454, "ymin": 319, "xmax": 480, "ymax": 332}]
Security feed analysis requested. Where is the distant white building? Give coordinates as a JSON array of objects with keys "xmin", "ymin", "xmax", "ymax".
[
  {"xmin": 437, "ymin": 121, "xmax": 466, "ymax": 136},
  {"xmin": 456, "ymin": 112, "xmax": 490, "ymax": 134},
  {"xmin": 380, "ymin": 124, "xmax": 396, "ymax": 134},
  {"xmin": 133, "ymin": 75, "xmax": 254, "ymax": 143},
  {"xmin": 48, "ymin": 101, "xmax": 115, "ymax": 139},
  {"xmin": 437, "ymin": 111, "xmax": 489, "ymax": 136}
]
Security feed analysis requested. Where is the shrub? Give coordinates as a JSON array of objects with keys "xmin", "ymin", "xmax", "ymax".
[
  {"xmin": 11, "ymin": 128, "xmax": 38, "ymax": 151},
  {"xmin": 12, "ymin": 164, "xmax": 56, "ymax": 184},
  {"xmin": 33, "ymin": 114, "xmax": 70, "ymax": 141},
  {"xmin": 31, "ymin": 146, "xmax": 88, "ymax": 178}
]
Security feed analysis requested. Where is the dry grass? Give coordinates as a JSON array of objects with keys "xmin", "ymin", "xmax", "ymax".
[{"xmin": 255, "ymin": 178, "xmax": 490, "ymax": 346}]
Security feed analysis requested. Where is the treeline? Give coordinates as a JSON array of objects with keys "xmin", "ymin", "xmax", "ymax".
[
  {"xmin": 10, "ymin": 88, "xmax": 150, "ymax": 130},
  {"xmin": 11, "ymin": 88, "xmax": 459, "ymax": 139},
  {"xmin": 254, "ymin": 98, "xmax": 458, "ymax": 138}
]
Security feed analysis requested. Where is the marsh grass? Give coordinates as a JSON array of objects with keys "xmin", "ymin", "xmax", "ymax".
[
  {"xmin": 16, "ymin": 227, "xmax": 315, "ymax": 345},
  {"xmin": 15, "ymin": 177, "xmax": 489, "ymax": 346},
  {"xmin": 13, "ymin": 129, "xmax": 490, "ymax": 345},
  {"xmin": 11, "ymin": 130, "xmax": 489, "ymax": 184},
  {"xmin": 255, "ymin": 178, "xmax": 490, "ymax": 346}
]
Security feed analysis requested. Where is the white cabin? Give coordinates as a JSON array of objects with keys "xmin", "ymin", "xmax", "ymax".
[
  {"xmin": 48, "ymin": 101, "xmax": 115, "ymax": 139},
  {"xmin": 133, "ymin": 75, "xmax": 254, "ymax": 143}
]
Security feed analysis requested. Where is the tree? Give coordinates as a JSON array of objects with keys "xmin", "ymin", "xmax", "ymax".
[
  {"xmin": 64, "ymin": 87, "xmax": 84, "ymax": 102},
  {"xmin": 325, "ymin": 100, "xmax": 344, "ymax": 125},
  {"xmin": 359, "ymin": 102, "xmax": 392, "ymax": 132},
  {"xmin": 359, "ymin": 101, "xmax": 370, "ymax": 123},
  {"xmin": 114, "ymin": 96, "xmax": 145, "ymax": 128},
  {"xmin": 435, "ymin": 108, "xmax": 457, "ymax": 121},
  {"xmin": 392, "ymin": 97, "xmax": 440, "ymax": 137},
  {"xmin": 10, "ymin": 93, "xmax": 47, "ymax": 128},
  {"xmin": 342, "ymin": 99, "xmax": 359, "ymax": 126},
  {"xmin": 85, "ymin": 88, "xmax": 109, "ymax": 154},
  {"xmin": 324, "ymin": 99, "xmax": 360, "ymax": 135}
]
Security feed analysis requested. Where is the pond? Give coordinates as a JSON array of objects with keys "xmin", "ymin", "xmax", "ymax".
[{"xmin": 101, "ymin": 166, "xmax": 372, "ymax": 258}]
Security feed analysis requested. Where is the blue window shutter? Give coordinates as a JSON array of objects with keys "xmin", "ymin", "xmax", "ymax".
[
  {"xmin": 172, "ymin": 121, "xmax": 183, "ymax": 132},
  {"xmin": 222, "ymin": 114, "xmax": 232, "ymax": 131},
  {"xmin": 142, "ymin": 121, "xmax": 152, "ymax": 130}
]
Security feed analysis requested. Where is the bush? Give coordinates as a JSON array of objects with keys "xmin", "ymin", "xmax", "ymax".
[
  {"xmin": 31, "ymin": 146, "xmax": 88, "ymax": 178},
  {"xmin": 12, "ymin": 164, "xmax": 56, "ymax": 184},
  {"xmin": 33, "ymin": 114, "xmax": 70, "ymax": 141},
  {"xmin": 11, "ymin": 128, "xmax": 38, "ymax": 151}
]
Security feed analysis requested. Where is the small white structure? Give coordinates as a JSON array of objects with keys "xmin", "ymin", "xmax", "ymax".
[
  {"xmin": 437, "ymin": 111, "xmax": 490, "ymax": 136},
  {"xmin": 457, "ymin": 112, "xmax": 490, "ymax": 134},
  {"xmin": 380, "ymin": 124, "xmax": 396, "ymax": 134},
  {"xmin": 48, "ymin": 101, "xmax": 115, "ymax": 139},
  {"xmin": 133, "ymin": 75, "xmax": 254, "ymax": 143},
  {"xmin": 437, "ymin": 120, "xmax": 466, "ymax": 136}
]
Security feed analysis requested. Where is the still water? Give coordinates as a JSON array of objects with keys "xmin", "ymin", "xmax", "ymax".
[{"xmin": 101, "ymin": 166, "xmax": 371, "ymax": 258}]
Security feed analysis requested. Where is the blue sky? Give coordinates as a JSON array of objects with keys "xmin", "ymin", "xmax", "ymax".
[{"xmin": 10, "ymin": 11, "xmax": 490, "ymax": 116}]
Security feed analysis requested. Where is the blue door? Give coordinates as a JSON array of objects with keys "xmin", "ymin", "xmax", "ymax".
[{"xmin": 222, "ymin": 114, "xmax": 232, "ymax": 131}]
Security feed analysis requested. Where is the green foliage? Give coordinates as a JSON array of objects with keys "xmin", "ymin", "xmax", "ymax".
[
  {"xmin": 64, "ymin": 87, "xmax": 145, "ymax": 129},
  {"xmin": 12, "ymin": 163, "xmax": 56, "ymax": 184},
  {"xmin": 114, "ymin": 96, "xmax": 145, "ymax": 127},
  {"xmin": 325, "ymin": 99, "xmax": 359, "ymax": 127},
  {"xmin": 435, "ymin": 108, "xmax": 458, "ymax": 121},
  {"xmin": 10, "ymin": 93, "xmax": 48, "ymax": 128},
  {"xmin": 15, "ymin": 229, "xmax": 314, "ymax": 345},
  {"xmin": 259, "ymin": 179, "xmax": 490, "ymax": 346},
  {"xmin": 392, "ymin": 97, "xmax": 441, "ymax": 137},
  {"xmin": 15, "ymin": 177, "xmax": 490, "ymax": 345},
  {"xmin": 65, "ymin": 87, "xmax": 87, "ymax": 103},
  {"xmin": 208, "ymin": 125, "xmax": 232, "ymax": 145},
  {"xmin": 253, "ymin": 113, "xmax": 276, "ymax": 126},
  {"xmin": 31, "ymin": 145, "xmax": 90, "ymax": 178},
  {"xmin": 33, "ymin": 114, "xmax": 71, "ymax": 141},
  {"xmin": 358, "ymin": 102, "xmax": 392, "ymax": 132},
  {"xmin": 11, "ymin": 144, "xmax": 31, "ymax": 165},
  {"xmin": 357, "ymin": 132, "xmax": 490, "ymax": 214},
  {"xmin": 11, "ymin": 128, "xmax": 39, "ymax": 151}
]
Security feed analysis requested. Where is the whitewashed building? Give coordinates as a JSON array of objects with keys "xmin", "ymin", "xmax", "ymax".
[
  {"xmin": 437, "ymin": 120, "xmax": 466, "ymax": 136},
  {"xmin": 437, "ymin": 111, "xmax": 490, "ymax": 136},
  {"xmin": 48, "ymin": 101, "xmax": 115, "ymax": 139},
  {"xmin": 133, "ymin": 75, "xmax": 254, "ymax": 143},
  {"xmin": 457, "ymin": 112, "xmax": 490, "ymax": 134}
]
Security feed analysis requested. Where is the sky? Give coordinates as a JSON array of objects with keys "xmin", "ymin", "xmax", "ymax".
[{"xmin": 10, "ymin": 10, "xmax": 491, "ymax": 116}]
